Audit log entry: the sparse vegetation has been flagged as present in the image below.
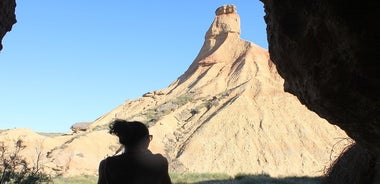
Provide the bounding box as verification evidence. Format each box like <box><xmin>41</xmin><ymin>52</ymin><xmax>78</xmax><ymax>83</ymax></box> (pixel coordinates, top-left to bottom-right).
<box><xmin>139</xmin><ymin>94</ymin><xmax>196</xmax><ymax>124</ymax></box>
<box><xmin>190</xmin><ymin>108</ymin><xmax>200</xmax><ymax>115</ymax></box>
<box><xmin>190</xmin><ymin>97</ymin><xmax>220</xmax><ymax>115</ymax></box>
<box><xmin>143</xmin><ymin>108</ymin><xmax>158</xmax><ymax>122</ymax></box>
<box><xmin>204</xmin><ymin>99</ymin><xmax>219</xmax><ymax>110</ymax></box>
<box><xmin>36</xmin><ymin>132</ymin><xmax>65</xmax><ymax>138</ymax></box>
<box><xmin>172</xmin><ymin>95</ymin><xmax>194</xmax><ymax>106</ymax></box>
<box><xmin>170</xmin><ymin>173</ymin><xmax>231</xmax><ymax>183</ymax></box>
<box><xmin>49</xmin><ymin>173</ymin><xmax>324</xmax><ymax>184</ymax></box>
<box><xmin>51</xmin><ymin>175</ymin><xmax>97</xmax><ymax>184</ymax></box>
<box><xmin>92</xmin><ymin>124</ymin><xmax>109</xmax><ymax>131</ymax></box>
<box><xmin>0</xmin><ymin>140</ymin><xmax>51</xmax><ymax>184</ymax></box>
<box><xmin>232</xmin><ymin>174</ymin><xmax>324</xmax><ymax>184</ymax></box>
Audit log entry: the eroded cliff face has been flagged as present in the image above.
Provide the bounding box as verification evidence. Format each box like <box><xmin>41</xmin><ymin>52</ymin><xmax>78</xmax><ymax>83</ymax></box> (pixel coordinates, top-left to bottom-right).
<box><xmin>260</xmin><ymin>1</ymin><xmax>380</xmax><ymax>155</ymax></box>
<box><xmin>0</xmin><ymin>5</ymin><xmax>349</xmax><ymax>177</ymax></box>
<box><xmin>85</xmin><ymin>5</ymin><xmax>348</xmax><ymax>177</ymax></box>
<box><xmin>0</xmin><ymin>0</ymin><xmax>16</xmax><ymax>51</ymax></box>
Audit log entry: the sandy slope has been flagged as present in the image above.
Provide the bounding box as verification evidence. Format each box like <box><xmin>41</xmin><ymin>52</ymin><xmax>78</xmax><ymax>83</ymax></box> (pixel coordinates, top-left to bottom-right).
<box><xmin>0</xmin><ymin>5</ymin><xmax>350</xmax><ymax>177</ymax></box>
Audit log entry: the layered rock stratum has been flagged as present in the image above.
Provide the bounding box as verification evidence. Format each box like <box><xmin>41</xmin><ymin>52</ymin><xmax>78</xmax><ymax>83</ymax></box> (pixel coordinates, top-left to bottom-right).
<box><xmin>0</xmin><ymin>5</ymin><xmax>350</xmax><ymax>177</ymax></box>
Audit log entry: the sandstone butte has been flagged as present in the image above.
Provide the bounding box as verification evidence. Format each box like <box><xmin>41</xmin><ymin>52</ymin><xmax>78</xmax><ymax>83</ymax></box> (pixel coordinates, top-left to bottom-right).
<box><xmin>0</xmin><ymin>5</ymin><xmax>350</xmax><ymax>178</ymax></box>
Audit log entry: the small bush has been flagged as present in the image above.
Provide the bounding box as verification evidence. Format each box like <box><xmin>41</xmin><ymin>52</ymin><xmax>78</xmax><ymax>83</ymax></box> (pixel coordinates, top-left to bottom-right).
<box><xmin>172</xmin><ymin>95</ymin><xmax>193</xmax><ymax>106</ymax></box>
<box><xmin>233</xmin><ymin>174</ymin><xmax>323</xmax><ymax>184</ymax></box>
<box><xmin>170</xmin><ymin>173</ymin><xmax>231</xmax><ymax>183</ymax></box>
<box><xmin>143</xmin><ymin>109</ymin><xmax>157</xmax><ymax>121</ymax></box>
<box><xmin>51</xmin><ymin>175</ymin><xmax>97</xmax><ymax>184</ymax></box>
<box><xmin>0</xmin><ymin>140</ymin><xmax>51</xmax><ymax>184</ymax></box>
<box><xmin>190</xmin><ymin>109</ymin><xmax>200</xmax><ymax>115</ymax></box>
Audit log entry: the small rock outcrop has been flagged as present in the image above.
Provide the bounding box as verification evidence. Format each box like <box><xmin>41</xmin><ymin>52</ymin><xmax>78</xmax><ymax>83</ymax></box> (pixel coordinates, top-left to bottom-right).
<box><xmin>0</xmin><ymin>0</ymin><xmax>17</xmax><ymax>51</ymax></box>
<box><xmin>215</xmin><ymin>4</ymin><xmax>237</xmax><ymax>15</ymax></box>
<box><xmin>70</xmin><ymin>122</ymin><xmax>92</xmax><ymax>133</ymax></box>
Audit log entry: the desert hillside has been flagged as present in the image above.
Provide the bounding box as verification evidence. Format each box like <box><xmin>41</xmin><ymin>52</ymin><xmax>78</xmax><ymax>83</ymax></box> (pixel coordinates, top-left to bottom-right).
<box><xmin>0</xmin><ymin>5</ymin><xmax>350</xmax><ymax>177</ymax></box>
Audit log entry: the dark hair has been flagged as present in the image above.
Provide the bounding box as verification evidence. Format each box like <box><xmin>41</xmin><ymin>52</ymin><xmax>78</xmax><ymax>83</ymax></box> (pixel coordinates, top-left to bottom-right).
<box><xmin>109</xmin><ymin>119</ymin><xmax>149</xmax><ymax>148</ymax></box>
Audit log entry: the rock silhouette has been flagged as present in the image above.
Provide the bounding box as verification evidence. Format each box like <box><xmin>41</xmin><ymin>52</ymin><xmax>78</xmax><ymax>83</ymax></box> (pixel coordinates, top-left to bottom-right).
<box><xmin>0</xmin><ymin>0</ymin><xmax>17</xmax><ymax>51</ymax></box>
<box><xmin>260</xmin><ymin>1</ymin><xmax>380</xmax><ymax>182</ymax></box>
<box><xmin>260</xmin><ymin>0</ymin><xmax>380</xmax><ymax>155</ymax></box>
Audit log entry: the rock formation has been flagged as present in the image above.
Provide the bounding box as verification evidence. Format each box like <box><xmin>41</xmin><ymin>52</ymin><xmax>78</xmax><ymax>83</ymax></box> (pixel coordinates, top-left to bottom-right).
<box><xmin>0</xmin><ymin>0</ymin><xmax>17</xmax><ymax>51</ymax></box>
<box><xmin>85</xmin><ymin>4</ymin><xmax>348</xmax><ymax>176</ymax></box>
<box><xmin>215</xmin><ymin>4</ymin><xmax>236</xmax><ymax>15</ymax></box>
<box><xmin>70</xmin><ymin>122</ymin><xmax>92</xmax><ymax>133</ymax></box>
<box><xmin>0</xmin><ymin>4</ymin><xmax>350</xmax><ymax>177</ymax></box>
<box><xmin>260</xmin><ymin>0</ymin><xmax>379</xmax><ymax>153</ymax></box>
<box><xmin>260</xmin><ymin>0</ymin><xmax>380</xmax><ymax>182</ymax></box>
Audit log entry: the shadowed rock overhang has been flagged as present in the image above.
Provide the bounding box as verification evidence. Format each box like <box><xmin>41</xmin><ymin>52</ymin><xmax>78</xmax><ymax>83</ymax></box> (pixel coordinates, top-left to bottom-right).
<box><xmin>0</xmin><ymin>0</ymin><xmax>17</xmax><ymax>51</ymax></box>
<box><xmin>260</xmin><ymin>0</ymin><xmax>380</xmax><ymax>154</ymax></box>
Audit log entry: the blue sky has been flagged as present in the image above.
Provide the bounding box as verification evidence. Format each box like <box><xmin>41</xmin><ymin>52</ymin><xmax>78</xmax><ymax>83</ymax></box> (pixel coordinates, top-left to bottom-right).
<box><xmin>0</xmin><ymin>1</ymin><xmax>268</xmax><ymax>133</ymax></box>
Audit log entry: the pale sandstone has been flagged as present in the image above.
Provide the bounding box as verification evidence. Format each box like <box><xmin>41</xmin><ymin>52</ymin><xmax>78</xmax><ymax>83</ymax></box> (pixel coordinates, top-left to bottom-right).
<box><xmin>0</xmin><ymin>5</ymin><xmax>350</xmax><ymax>177</ymax></box>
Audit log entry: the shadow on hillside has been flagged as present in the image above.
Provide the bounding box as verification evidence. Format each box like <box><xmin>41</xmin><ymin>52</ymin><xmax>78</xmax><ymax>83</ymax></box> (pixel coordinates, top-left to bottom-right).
<box><xmin>192</xmin><ymin>174</ymin><xmax>324</xmax><ymax>184</ymax></box>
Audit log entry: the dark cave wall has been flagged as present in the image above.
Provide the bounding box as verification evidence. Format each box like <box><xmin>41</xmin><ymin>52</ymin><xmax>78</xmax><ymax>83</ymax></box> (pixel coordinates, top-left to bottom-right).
<box><xmin>0</xmin><ymin>0</ymin><xmax>16</xmax><ymax>51</ymax></box>
<box><xmin>260</xmin><ymin>0</ymin><xmax>380</xmax><ymax>154</ymax></box>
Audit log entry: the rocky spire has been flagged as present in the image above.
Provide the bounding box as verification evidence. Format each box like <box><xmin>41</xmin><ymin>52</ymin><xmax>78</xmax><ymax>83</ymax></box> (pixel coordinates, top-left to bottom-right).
<box><xmin>183</xmin><ymin>4</ymin><xmax>248</xmax><ymax>77</ymax></box>
<box><xmin>0</xmin><ymin>4</ymin><xmax>349</xmax><ymax>177</ymax></box>
<box><xmin>205</xmin><ymin>4</ymin><xmax>240</xmax><ymax>39</ymax></box>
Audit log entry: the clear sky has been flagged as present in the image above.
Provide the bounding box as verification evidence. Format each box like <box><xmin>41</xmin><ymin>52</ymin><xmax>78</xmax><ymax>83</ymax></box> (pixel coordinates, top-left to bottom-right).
<box><xmin>0</xmin><ymin>1</ymin><xmax>268</xmax><ymax>133</ymax></box>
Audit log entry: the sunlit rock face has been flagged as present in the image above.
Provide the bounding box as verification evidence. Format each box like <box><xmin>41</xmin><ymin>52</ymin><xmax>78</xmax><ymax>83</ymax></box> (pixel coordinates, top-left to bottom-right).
<box><xmin>0</xmin><ymin>4</ymin><xmax>350</xmax><ymax>177</ymax></box>
<box><xmin>86</xmin><ymin>4</ymin><xmax>348</xmax><ymax>177</ymax></box>
<box><xmin>0</xmin><ymin>0</ymin><xmax>16</xmax><ymax>51</ymax></box>
<box><xmin>260</xmin><ymin>0</ymin><xmax>380</xmax><ymax>155</ymax></box>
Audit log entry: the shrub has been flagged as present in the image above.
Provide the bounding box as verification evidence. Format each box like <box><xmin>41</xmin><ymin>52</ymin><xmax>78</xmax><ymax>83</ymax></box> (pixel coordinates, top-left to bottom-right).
<box><xmin>51</xmin><ymin>175</ymin><xmax>97</xmax><ymax>184</ymax></box>
<box><xmin>0</xmin><ymin>140</ymin><xmax>51</xmax><ymax>184</ymax></box>
<box><xmin>172</xmin><ymin>95</ymin><xmax>193</xmax><ymax>106</ymax></box>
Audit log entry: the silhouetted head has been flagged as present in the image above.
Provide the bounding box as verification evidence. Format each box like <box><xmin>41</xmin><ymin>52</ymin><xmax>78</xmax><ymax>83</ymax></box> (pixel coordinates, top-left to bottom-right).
<box><xmin>109</xmin><ymin>119</ymin><xmax>151</xmax><ymax>150</ymax></box>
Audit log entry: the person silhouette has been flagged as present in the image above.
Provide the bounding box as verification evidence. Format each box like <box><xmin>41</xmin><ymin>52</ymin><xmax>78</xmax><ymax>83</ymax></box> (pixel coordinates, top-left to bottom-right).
<box><xmin>98</xmin><ymin>119</ymin><xmax>171</xmax><ymax>184</ymax></box>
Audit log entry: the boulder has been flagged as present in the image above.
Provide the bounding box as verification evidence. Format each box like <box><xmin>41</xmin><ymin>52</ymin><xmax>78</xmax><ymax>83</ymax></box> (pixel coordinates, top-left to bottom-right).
<box><xmin>70</xmin><ymin>122</ymin><xmax>92</xmax><ymax>133</ymax></box>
